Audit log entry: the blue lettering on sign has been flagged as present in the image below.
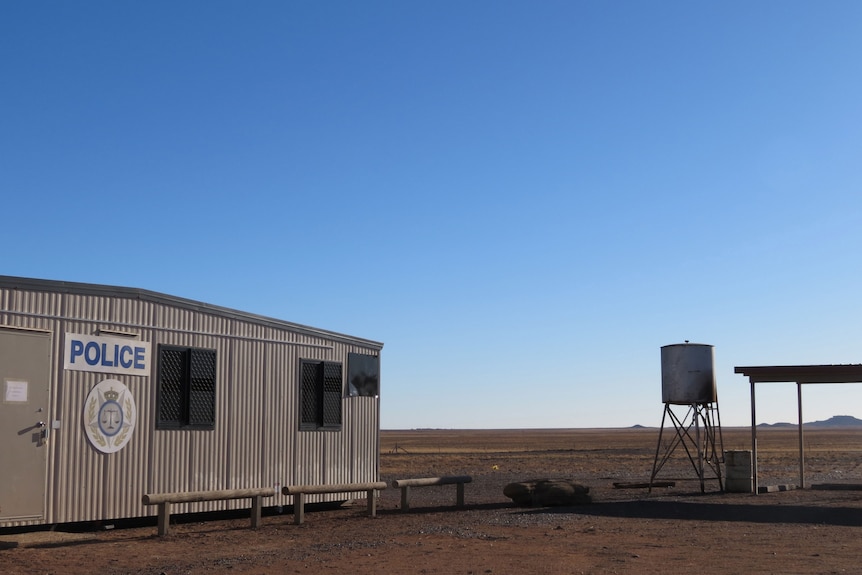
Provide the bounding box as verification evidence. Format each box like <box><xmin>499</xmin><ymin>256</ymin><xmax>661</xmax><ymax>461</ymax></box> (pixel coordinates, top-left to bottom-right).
<box><xmin>85</xmin><ymin>341</ymin><xmax>100</xmax><ymax>365</ymax></box>
<box><xmin>134</xmin><ymin>347</ymin><xmax>145</xmax><ymax>369</ymax></box>
<box><xmin>70</xmin><ymin>340</ymin><xmax>85</xmax><ymax>364</ymax></box>
<box><xmin>66</xmin><ymin>335</ymin><xmax>150</xmax><ymax>375</ymax></box>
<box><xmin>120</xmin><ymin>345</ymin><xmax>133</xmax><ymax>368</ymax></box>
<box><xmin>81</xmin><ymin>342</ymin><xmax>148</xmax><ymax>368</ymax></box>
<box><xmin>100</xmin><ymin>343</ymin><xmax>114</xmax><ymax>367</ymax></box>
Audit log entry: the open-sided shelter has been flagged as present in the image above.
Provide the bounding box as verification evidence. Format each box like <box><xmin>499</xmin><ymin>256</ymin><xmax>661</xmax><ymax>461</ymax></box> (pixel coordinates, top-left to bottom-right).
<box><xmin>735</xmin><ymin>364</ymin><xmax>862</xmax><ymax>493</ymax></box>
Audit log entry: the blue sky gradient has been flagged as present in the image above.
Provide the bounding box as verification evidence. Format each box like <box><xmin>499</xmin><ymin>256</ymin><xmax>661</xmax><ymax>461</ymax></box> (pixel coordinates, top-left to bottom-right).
<box><xmin>3</xmin><ymin>2</ymin><xmax>862</xmax><ymax>428</ymax></box>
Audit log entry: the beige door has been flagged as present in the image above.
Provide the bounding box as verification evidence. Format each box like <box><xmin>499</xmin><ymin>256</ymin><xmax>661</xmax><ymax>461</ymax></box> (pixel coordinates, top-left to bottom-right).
<box><xmin>0</xmin><ymin>329</ymin><xmax>51</xmax><ymax>522</ymax></box>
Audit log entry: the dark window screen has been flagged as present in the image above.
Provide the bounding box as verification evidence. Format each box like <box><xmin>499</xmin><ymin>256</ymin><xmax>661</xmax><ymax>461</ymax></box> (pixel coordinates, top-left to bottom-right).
<box><xmin>300</xmin><ymin>360</ymin><xmax>342</xmax><ymax>430</ymax></box>
<box><xmin>301</xmin><ymin>361</ymin><xmax>320</xmax><ymax>428</ymax></box>
<box><xmin>157</xmin><ymin>345</ymin><xmax>216</xmax><ymax>430</ymax></box>
<box><xmin>189</xmin><ymin>349</ymin><xmax>216</xmax><ymax>427</ymax></box>
<box><xmin>158</xmin><ymin>348</ymin><xmax>185</xmax><ymax>426</ymax></box>
<box><xmin>323</xmin><ymin>363</ymin><xmax>343</xmax><ymax>426</ymax></box>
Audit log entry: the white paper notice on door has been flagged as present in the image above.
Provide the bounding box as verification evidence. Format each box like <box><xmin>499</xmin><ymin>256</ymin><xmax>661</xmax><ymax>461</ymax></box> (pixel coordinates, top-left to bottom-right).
<box><xmin>4</xmin><ymin>380</ymin><xmax>29</xmax><ymax>403</ymax></box>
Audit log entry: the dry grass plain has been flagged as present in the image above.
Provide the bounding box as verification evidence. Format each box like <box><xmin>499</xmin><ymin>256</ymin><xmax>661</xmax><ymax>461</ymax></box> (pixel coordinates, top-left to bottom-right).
<box><xmin>3</xmin><ymin>426</ymin><xmax>862</xmax><ymax>574</ymax></box>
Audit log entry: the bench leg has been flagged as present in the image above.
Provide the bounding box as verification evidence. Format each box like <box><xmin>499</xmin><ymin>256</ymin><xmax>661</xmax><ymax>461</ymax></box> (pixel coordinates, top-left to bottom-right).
<box><xmin>251</xmin><ymin>495</ymin><xmax>263</xmax><ymax>528</ymax></box>
<box><xmin>367</xmin><ymin>489</ymin><xmax>377</xmax><ymax>517</ymax></box>
<box><xmin>400</xmin><ymin>486</ymin><xmax>411</xmax><ymax>511</ymax></box>
<box><xmin>157</xmin><ymin>502</ymin><xmax>171</xmax><ymax>536</ymax></box>
<box><xmin>294</xmin><ymin>492</ymin><xmax>305</xmax><ymax>525</ymax></box>
<box><xmin>457</xmin><ymin>483</ymin><xmax>465</xmax><ymax>507</ymax></box>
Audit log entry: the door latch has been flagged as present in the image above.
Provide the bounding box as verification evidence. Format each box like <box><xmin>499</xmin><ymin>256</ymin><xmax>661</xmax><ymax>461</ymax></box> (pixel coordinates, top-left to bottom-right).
<box><xmin>37</xmin><ymin>421</ymin><xmax>49</xmax><ymax>445</ymax></box>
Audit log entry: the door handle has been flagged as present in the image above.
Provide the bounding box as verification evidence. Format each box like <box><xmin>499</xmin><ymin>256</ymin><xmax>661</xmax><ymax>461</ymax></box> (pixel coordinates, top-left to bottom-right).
<box><xmin>37</xmin><ymin>421</ymin><xmax>49</xmax><ymax>444</ymax></box>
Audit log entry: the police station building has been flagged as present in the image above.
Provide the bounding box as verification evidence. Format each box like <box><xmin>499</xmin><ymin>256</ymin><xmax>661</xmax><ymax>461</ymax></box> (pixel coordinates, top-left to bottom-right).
<box><xmin>0</xmin><ymin>275</ymin><xmax>382</xmax><ymax>527</ymax></box>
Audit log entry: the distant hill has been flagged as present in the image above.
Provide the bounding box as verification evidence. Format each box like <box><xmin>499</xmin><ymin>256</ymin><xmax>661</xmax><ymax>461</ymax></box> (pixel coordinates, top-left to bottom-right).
<box><xmin>808</xmin><ymin>415</ymin><xmax>862</xmax><ymax>428</ymax></box>
<box><xmin>758</xmin><ymin>415</ymin><xmax>862</xmax><ymax>428</ymax></box>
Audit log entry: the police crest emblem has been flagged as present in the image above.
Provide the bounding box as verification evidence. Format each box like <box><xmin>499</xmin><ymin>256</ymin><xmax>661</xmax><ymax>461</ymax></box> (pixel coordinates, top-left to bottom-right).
<box><xmin>84</xmin><ymin>379</ymin><xmax>137</xmax><ymax>453</ymax></box>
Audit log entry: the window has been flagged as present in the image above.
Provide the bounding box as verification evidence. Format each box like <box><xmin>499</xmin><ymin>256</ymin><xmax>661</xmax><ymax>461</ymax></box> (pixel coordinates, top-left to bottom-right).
<box><xmin>347</xmin><ymin>353</ymin><xmax>380</xmax><ymax>397</ymax></box>
<box><xmin>157</xmin><ymin>345</ymin><xmax>217</xmax><ymax>430</ymax></box>
<box><xmin>300</xmin><ymin>360</ymin><xmax>342</xmax><ymax>430</ymax></box>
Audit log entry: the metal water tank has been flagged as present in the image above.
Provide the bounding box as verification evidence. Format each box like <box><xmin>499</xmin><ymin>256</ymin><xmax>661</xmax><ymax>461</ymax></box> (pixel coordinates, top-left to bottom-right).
<box><xmin>660</xmin><ymin>343</ymin><xmax>716</xmax><ymax>404</ymax></box>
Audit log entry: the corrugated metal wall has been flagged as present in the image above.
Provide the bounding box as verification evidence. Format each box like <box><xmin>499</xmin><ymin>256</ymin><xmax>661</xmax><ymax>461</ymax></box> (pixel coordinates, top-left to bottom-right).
<box><xmin>0</xmin><ymin>280</ymin><xmax>382</xmax><ymax>525</ymax></box>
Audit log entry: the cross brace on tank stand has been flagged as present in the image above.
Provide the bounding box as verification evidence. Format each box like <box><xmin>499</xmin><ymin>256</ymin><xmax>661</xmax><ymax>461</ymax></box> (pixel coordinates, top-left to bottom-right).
<box><xmin>649</xmin><ymin>401</ymin><xmax>724</xmax><ymax>492</ymax></box>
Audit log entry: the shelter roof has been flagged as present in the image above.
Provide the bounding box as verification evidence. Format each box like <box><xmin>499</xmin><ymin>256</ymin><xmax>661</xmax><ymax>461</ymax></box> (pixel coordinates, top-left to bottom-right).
<box><xmin>734</xmin><ymin>364</ymin><xmax>862</xmax><ymax>384</ymax></box>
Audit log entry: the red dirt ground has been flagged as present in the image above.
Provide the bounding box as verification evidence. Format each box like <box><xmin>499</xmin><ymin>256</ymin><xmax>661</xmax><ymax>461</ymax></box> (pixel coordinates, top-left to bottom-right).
<box><xmin>3</xmin><ymin>427</ymin><xmax>862</xmax><ymax>574</ymax></box>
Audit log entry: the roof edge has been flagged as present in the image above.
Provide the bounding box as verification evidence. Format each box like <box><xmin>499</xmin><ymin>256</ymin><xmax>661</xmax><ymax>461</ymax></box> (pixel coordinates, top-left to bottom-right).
<box><xmin>0</xmin><ymin>275</ymin><xmax>383</xmax><ymax>350</ymax></box>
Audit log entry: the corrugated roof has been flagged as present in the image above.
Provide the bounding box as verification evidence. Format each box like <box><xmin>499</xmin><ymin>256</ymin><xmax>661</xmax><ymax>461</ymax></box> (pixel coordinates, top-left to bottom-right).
<box><xmin>0</xmin><ymin>275</ymin><xmax>383</xmax><ymax>350</ymax></box>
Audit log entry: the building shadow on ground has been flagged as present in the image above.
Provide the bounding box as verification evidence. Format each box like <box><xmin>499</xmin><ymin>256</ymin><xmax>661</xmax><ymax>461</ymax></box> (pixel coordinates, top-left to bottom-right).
<box><xmin>530</xmin><ymin>498</ymin><xmax>862</xmax><ymax>527</ymax></box>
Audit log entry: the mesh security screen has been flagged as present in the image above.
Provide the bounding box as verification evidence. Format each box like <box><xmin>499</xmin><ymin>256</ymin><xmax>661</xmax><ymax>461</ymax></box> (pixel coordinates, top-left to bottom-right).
<box><xmin>300</xmin><ymin>360</ymin><xmax>343</xmax><ymax>430</ymax></box>
<box><xmin>301</xmin><ymin>362</ymin><xmax>319</xmax><ymax>428</ymax></box>
<box><xmin>157</xmin><ymin>345</ymin><xmax>217</xmax><ymax>430</ymax></box>
<box><xmin>159</xmin><ymin>348</ymin><xmax>185</xmax><ymax>426</ymax></box>
<box><xmin>189</xmin><ymin>349</ymin><xmax>216</xmax><ymax>428</ymax></box>
<box><xmin>322</xmin><ymin>362</ymin><xmax>343</xmax><ymax>427</ymax></box>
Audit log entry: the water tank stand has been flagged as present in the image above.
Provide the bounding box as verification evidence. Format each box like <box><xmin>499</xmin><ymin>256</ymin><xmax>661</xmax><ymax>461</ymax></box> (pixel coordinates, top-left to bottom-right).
<box><xmin>649</xmin><ymin>401</ymin><xmax>724</xmax><ymax>493</ymax></box>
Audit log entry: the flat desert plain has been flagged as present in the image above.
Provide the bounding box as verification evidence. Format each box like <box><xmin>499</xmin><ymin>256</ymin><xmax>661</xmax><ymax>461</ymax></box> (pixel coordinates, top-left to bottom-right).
<box><xmin>3</xmin><ymin>426</ymin><xmax>862</xmax><ymax>575</ymax></box>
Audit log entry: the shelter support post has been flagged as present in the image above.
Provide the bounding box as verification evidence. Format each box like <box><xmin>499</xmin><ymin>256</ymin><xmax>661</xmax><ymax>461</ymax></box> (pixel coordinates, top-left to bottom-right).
<box><xmin>798</xmin><ymin>382</ymin><xmax>805</xmax><ymax>489</ymax></box>
<box><xmin>750</xmin><ymin>381</ymin><xmax>758</xmax><ymax>494</ymax></box>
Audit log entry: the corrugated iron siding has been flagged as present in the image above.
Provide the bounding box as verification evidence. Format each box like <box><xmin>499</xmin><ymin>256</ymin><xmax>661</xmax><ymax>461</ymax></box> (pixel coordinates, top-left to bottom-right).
<box><xmin>0</xmin><ymin>282</ymin><xmax>382</xmax><ymax>525</ymax></box>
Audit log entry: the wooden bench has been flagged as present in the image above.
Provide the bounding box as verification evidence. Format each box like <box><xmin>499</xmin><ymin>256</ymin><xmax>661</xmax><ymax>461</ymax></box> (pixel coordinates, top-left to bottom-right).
<box><xmin>391</xmin><ymin>476</ymin><xmax>472</xmax><ymax>511</ymax></box>
<box><xmin>281</xmin><ymin>481</ymin><xmax>388</xmax><ymax>525</ymax></box>
<box><xmin>141</xmin><ymin>488</ymin><xmax>277</xmax><ymax>536</ymax></box>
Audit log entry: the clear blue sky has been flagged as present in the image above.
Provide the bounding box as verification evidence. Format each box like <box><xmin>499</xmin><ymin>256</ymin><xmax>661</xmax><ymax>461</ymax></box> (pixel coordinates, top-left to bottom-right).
<box><xmin>3</xmin><ymin>2</ymin><xmax>861</xmax><ymax>429</ymax></box>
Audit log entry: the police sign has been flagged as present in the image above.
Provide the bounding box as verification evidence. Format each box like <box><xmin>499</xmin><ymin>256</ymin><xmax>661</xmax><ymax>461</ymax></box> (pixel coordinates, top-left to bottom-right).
<box><xmin>64</xmin><ymin>333</ymin><xmax>151</xmax><ymax>377</ymax></box>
